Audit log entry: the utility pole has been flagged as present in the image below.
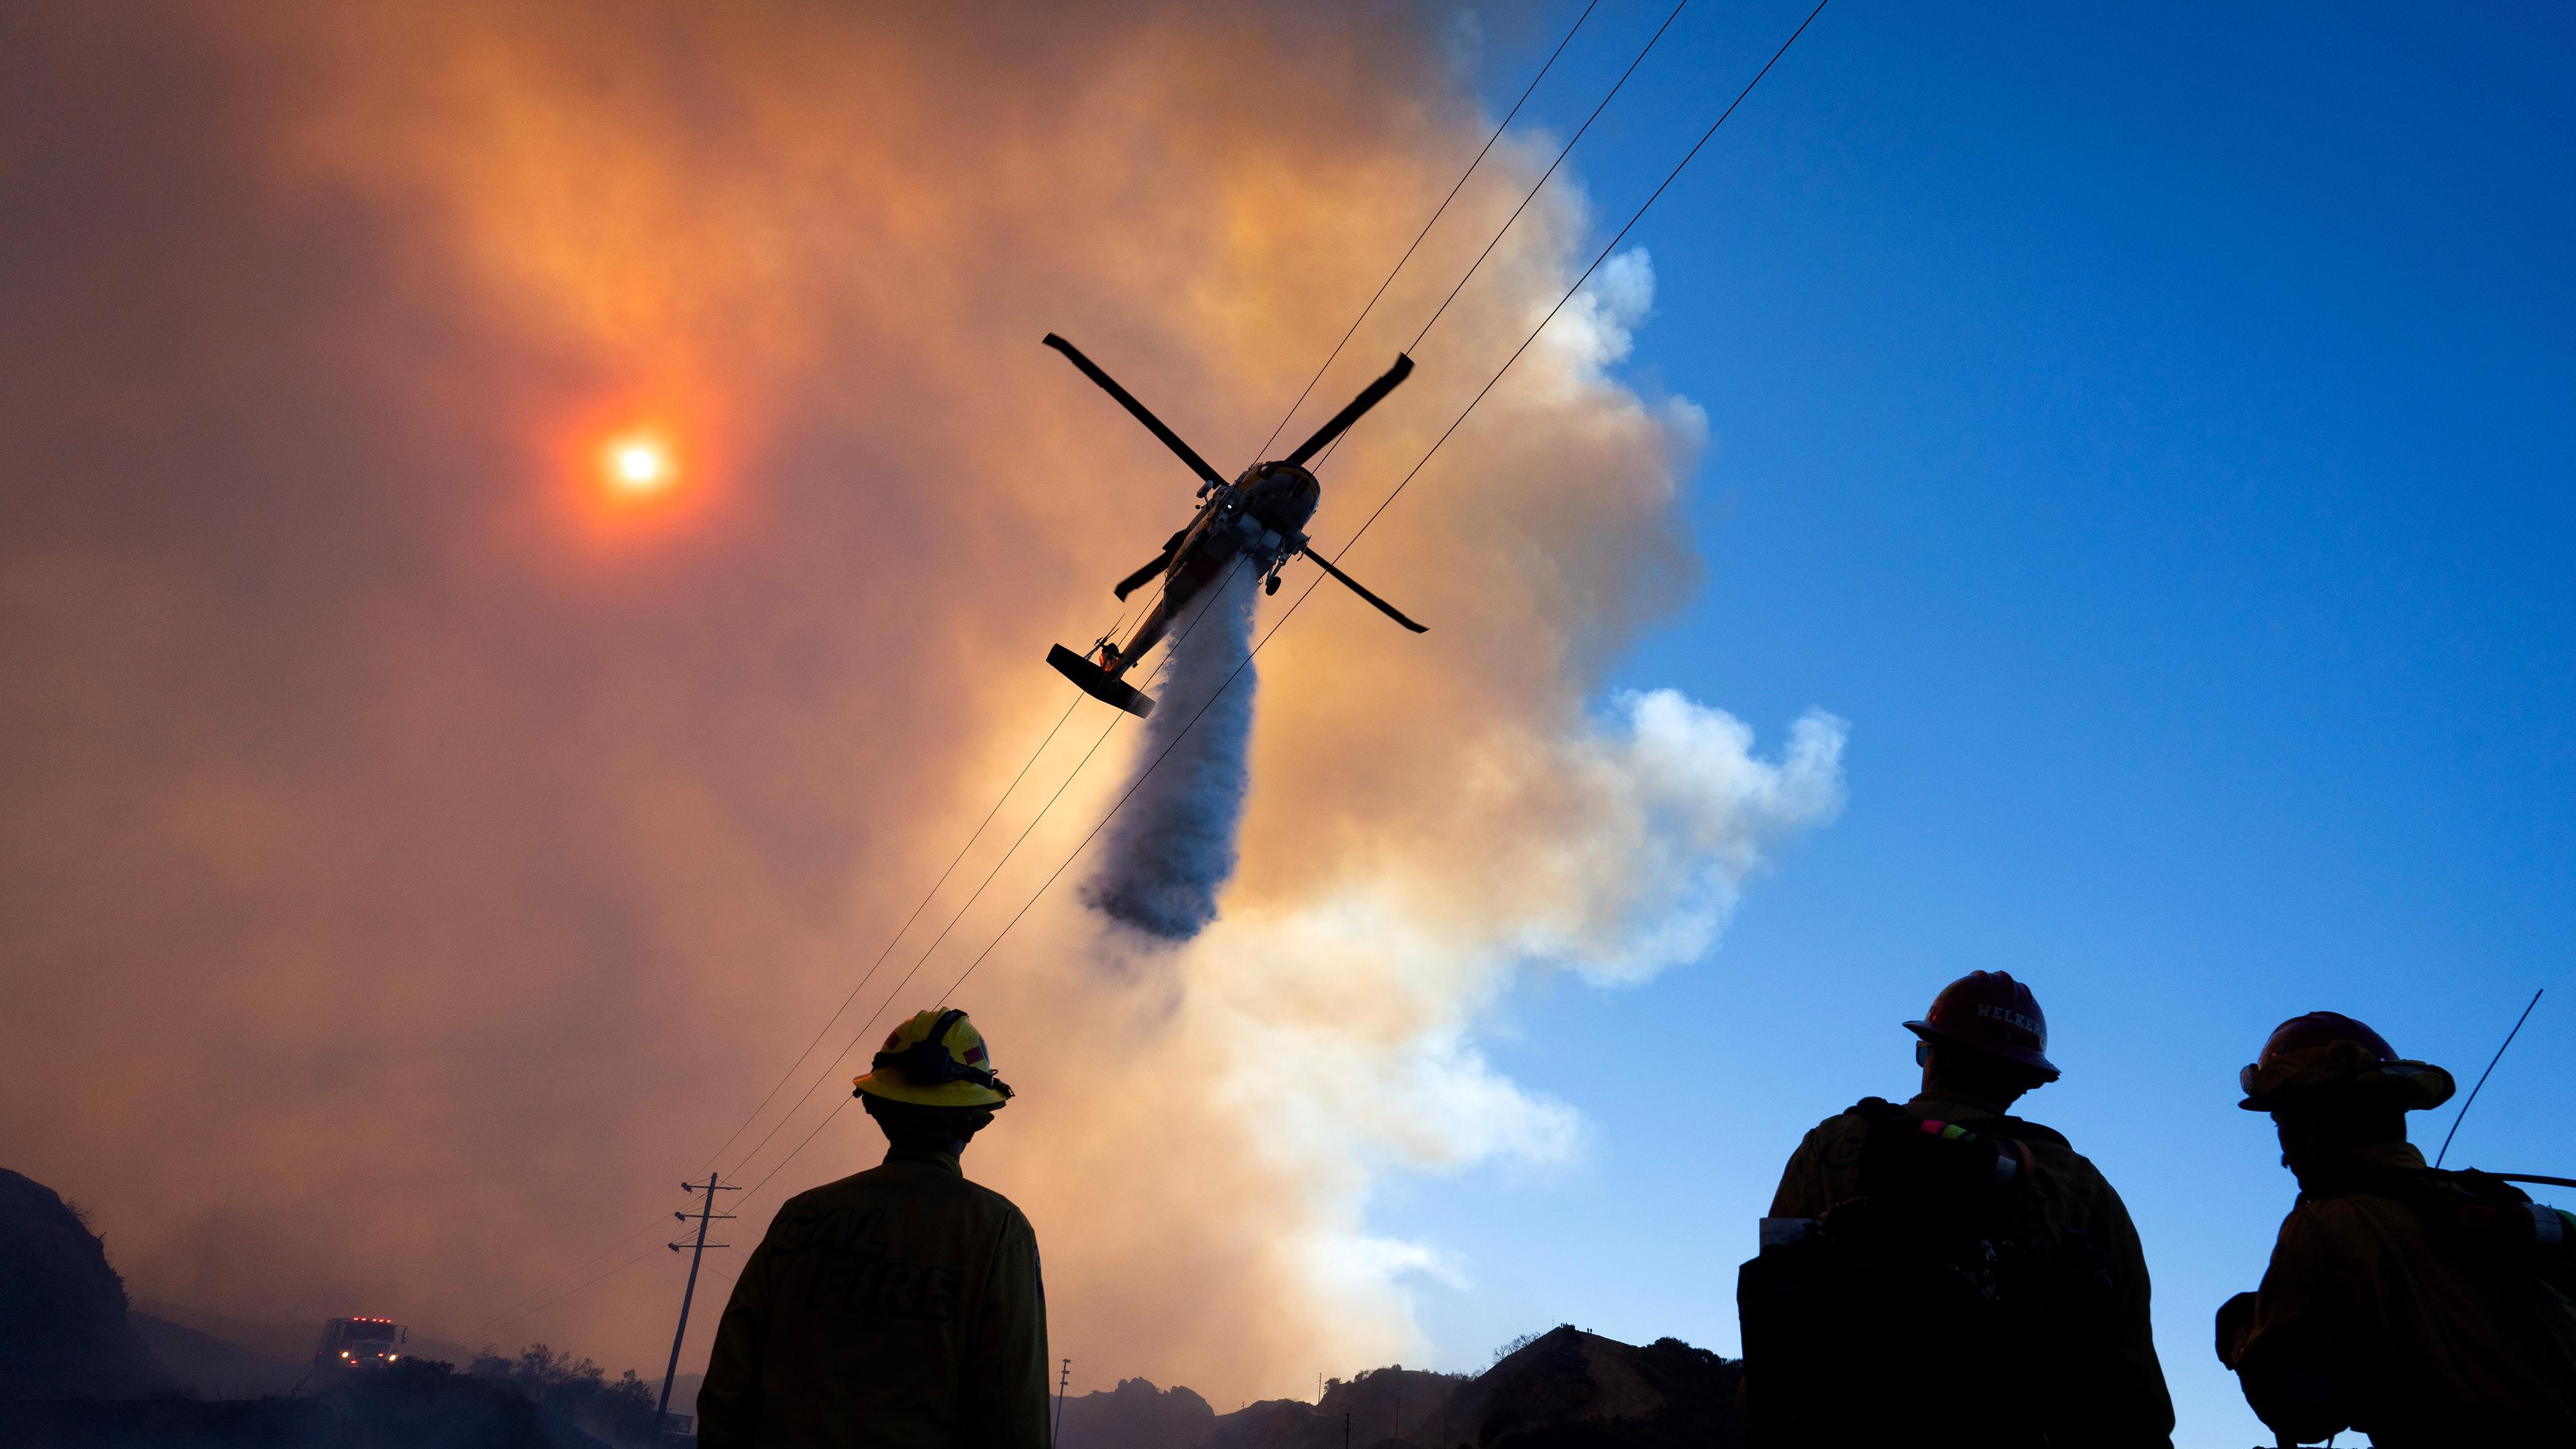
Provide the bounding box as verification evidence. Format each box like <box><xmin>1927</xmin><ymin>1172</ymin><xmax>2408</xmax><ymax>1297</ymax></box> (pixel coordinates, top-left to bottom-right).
<box><xmin>655</xmin><ymin>1174</ymin><xmax>738</xmax><ymax>1439</ymax></box>
<box><xmin>1053</xmin><ymin>1358</ymin><xmax>1071</xmax><ymax>1446</ymax></box>
<box><xmin>1343</xmin><ymin>1409</ymin><xmax>1351</xmax><ymax>1449</ymax></box>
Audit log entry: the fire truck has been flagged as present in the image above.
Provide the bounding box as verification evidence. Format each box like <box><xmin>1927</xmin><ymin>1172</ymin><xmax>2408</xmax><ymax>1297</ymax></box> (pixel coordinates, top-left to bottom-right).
<box><xmin>311</xmin><ymin>1316</ymin><xmax>409</xmax><ymax>1375</ymax></box>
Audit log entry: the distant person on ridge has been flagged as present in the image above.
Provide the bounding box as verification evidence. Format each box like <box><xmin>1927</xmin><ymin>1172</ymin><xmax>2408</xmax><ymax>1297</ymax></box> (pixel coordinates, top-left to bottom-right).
<box><xmin>1737</xmin><ymin>971</ymin><xmax>2172</xmax><ymax>1448</ymax></box>
<box><xmin>700</xmin><ymin>1008</ymin><xmax>1048</xmax><ymax>1449</ymax></box>
<box><xmin>2216</xmin><ymin>1011</ymin><xmax>2576</xmax><ymax>1444</ymax></box>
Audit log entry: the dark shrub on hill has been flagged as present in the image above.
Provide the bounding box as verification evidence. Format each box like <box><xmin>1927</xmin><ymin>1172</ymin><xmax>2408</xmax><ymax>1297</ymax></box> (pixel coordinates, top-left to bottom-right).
<box><xmin>0</xmin><ymin>1360</ymin><xmax>571</xmax><ymax>1449</ymax></box>
<box><xmin>471</xmin><ymin>1344</ymin><xmax>655</xmax><ymax>1445</ymax></box>
<box><xmin>336</xmin><ymin>1358</ymin><xmax>564</xmax><ymax>1449</ymax></box>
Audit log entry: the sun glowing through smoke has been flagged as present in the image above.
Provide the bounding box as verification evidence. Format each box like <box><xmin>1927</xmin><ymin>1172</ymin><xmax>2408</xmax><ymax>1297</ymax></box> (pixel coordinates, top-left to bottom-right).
<box><xmin>602</xmin><ymin>435</ymin><xmax>672</xmax><ymax>496</ymax></box>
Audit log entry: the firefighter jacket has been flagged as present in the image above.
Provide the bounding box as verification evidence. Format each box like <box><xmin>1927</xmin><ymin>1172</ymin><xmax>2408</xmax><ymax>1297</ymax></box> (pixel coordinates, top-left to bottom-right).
<box><xmin>699</xmin><ymin>1145</ymin><xmax>1050</xmax><ymax>1449</ymax></box>
<box><xmin>1766</xmin><ymin>1092</ymin><xmax>2174</xmax><ymax>1446</ymax></box>
<box><xmin>2218</xmin><ymin>1141</ymin><xmax>2576</xmax><ymax>1445</ymax></box>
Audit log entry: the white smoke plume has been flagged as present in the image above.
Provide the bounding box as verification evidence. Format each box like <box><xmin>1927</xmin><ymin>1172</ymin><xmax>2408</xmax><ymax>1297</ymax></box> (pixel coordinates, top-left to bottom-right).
<box><xmin>1081</xmin><ymin>562</ymin><xmax>1262</xmax><ymax>943</ymax></box>
<box><xmin>1067</xmin><ymin>688</ymin><xmax>1849</xmax><ymax>1352</ymax></box>
<box><xmin>0</xmin><ymin>0</ymin><xmax>1850</xmax><ymax>1408</ymax></box>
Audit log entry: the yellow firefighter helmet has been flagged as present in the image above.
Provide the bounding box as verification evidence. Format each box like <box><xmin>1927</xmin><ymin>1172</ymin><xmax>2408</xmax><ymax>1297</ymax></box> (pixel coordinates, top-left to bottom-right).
<box><xmin>853</xmin><ymin>1008</ymin><xmax>1014</xmax><ymax>1108</ymax></box>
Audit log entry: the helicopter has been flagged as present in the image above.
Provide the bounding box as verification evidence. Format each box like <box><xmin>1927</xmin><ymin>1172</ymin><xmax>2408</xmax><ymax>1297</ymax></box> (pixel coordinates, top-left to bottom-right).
<box><xmin>1040</xmin><ymin>333</ymin><xmax>1427</xmax><ymax>718</ymax></box>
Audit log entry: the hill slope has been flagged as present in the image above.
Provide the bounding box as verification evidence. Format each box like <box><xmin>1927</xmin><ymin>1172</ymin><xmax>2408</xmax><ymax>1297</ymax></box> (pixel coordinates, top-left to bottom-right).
<box><xmin>0</xmin><ymin>1169</ymin><xmax>162</xmax><ymax>1400</ymax></box>
<box><xmin>127</xmin><ymin>1314</ymin><xmax>301</xmax><ymax>1399</ymax></box>
<box><xmin>1058</xmin><ymin>1328</ymin><xmax>1744</xmax><ymax>1449</ymax></box>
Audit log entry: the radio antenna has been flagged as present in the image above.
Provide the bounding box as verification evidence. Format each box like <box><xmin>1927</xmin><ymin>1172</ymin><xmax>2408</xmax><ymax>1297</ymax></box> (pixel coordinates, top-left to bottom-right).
<box><xmin>2434</xmin><ymin>987</ymin><xmax>2544</xmax><ymax>1169</ymax></box>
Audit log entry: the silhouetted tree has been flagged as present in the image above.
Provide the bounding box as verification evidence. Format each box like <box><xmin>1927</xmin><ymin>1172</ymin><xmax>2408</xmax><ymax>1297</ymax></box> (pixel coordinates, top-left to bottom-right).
<box><xmin>472</xmin><ymin>1342</ymin><xmax>657</xmax><ymax>1444</ymax></box>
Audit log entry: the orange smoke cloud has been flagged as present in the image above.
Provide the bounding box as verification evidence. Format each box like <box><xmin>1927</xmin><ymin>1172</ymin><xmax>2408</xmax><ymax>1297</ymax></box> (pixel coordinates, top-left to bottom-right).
<box><xmin>0</xmin><ymin>0</ymin><xmax>1841</xmax><ymax>1403</ymax></box>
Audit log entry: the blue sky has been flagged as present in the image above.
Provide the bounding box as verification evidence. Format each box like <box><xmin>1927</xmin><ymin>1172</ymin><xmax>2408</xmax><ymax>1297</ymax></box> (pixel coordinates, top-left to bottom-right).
<box><xmin>1371</xmin><ymin>4</ymin><xmax>2574</xmax><ymax>1444</ymax></box>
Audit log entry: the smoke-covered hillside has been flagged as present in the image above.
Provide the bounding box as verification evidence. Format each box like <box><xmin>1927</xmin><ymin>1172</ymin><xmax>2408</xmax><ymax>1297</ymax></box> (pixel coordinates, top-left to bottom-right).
<box><xmin>0</xmin><ymin>1167</ymin><xmax>660</xmax><ymax>1449</ymax></box>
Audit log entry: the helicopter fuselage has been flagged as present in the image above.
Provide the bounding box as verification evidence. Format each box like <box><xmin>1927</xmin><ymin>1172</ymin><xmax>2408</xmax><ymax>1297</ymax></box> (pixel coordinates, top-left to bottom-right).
<box><xmin>1094</xmin><ymin>460</ymin><xmax>1320</xmax><ymax>678</ymax></box>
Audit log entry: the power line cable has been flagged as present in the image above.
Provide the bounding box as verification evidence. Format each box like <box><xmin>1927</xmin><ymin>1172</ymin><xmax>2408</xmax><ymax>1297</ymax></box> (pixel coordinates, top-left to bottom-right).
<box><xmin>733</xmin><ymin>0</ymin><xmax>1834</xmax><ymax>1201</ymax></box>
<box><xmin>472</xmin><ymin>1240</ymin><xmax>669</xmax><ymax>1346</ymax></box>
<box><xmin>690</xmin><ymin>592</ymin><xmax>1140</xmax><ymax>1173</ymax></box>
<box><xmin>717</xmin><ymin>705</ymin><xmax>1126</xmax><ymax>1182</ymax></box>
<box><xmin>692</xmin><ymin>691</ymin><xmax>1088</xmax><ymax>1173</ymax></box>
<box><xmin>719</xmin><ymin>559</ymin><xmax>1253</xmax><ymax>1187</ymax></box>
<box><xmin>1250</xmin><ymin>0</ymin><xmax>1605</xmax><ymax>466</ymax></box>
<box><xmin>460</xmin><ymin>0</ymin><xmax>1564</xmax><ymax>1326</ymax></box>
<box><xmin>480</xmin><ymin>1174</ymin><xmax>743</xmax><ymax>1346</ymax></box>
<box><xmin>664</xmin><ymin>0</ymin><xmax>1653</xmax><ymax>1226</ymax></box>
<box><xmin>729</xmin><ymin>1093</ymin><xmax>855</xmax><ymax>1210</ymax></box>
<box><xmin>1406</xmin><ymin>0</ymin><xmax>1686</xmax><ymax>356</ymax></box>
<box><xmin>469</xmin><ymin>597</ymin><xmax>1122</xmax><ymax>1338</ymax></box>
<box><xmin>720</xmin><ymin>559</ymin><xmax>1260</xmax><ymax>1199</ymax></box>
<box><xmin>696</xmin><ymin>609</ymin><xmax>1159</xmax><ymax>1182</ymax></box>
<box><xmin>935</xmin><ymin>0</ymin><xmax>1834</xmax><ymax>1005</ymax></box>
<box><xmin>1341</xmin><ymin>0</ymin><xmax>1832</xmax><ymax>554</ymax></box>
<box><xmin>472</xmin><ymin>611</ymin><xmax>1119</xmax><ymax>1326</ymax></box>
<box><xmin>927</xmin><ymin>3</ymin><xmax>1730</xmax><ymax>996</ymax></box>
<box><xmin>464</xmin><ymin>1203</ymin><xmax>690</xmax><ymax>1346</ymax></box>
<box><xmin>1303</xmin><ymin>0</ymin><xmax>1685</xmax><ymax>482</ymax></box>
<box><xmin>496</xmin><ymin>0</ymin><xmax>1831</xmax><ymax>1295</ymax></box>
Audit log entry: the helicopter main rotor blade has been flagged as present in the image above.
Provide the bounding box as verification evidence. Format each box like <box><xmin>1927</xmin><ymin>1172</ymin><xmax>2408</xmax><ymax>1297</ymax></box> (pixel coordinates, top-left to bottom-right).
<box><xmin>1300</xmin><ymin>547</ymin><xmax>1428</xmax><ymax>633</ymax></box>
<box><xmin>1284</xmin><ymin>354</ymin><xmax>1415</xmax><ymax>468</ymax></box>
<box><xmin>1112</xmin><ymin>546</ymin><xmax>1177</xmax><ymax>601</ymax></box>
<box><xmin>1042</xmin><ymin>334</ymin><xmax>1228</xmax><ymax>490</ymax></box>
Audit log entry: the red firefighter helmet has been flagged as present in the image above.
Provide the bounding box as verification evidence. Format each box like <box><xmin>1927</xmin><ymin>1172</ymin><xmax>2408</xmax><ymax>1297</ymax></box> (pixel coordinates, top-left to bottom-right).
<box><xmin>2251</xmin><ymin>1012</ymin><xmax>2395</xmax><ymax>1069</ymax></box>
<box><xmin>1904</xmin><ymin>970</ymin><xmax>2060</xmax><ymax>1079</ymax></box>
<box><xmin>2237</xmin><ymin>1010</ymin><xmax>2453</xmax><ymax>1111</ymax></box>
